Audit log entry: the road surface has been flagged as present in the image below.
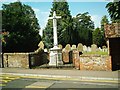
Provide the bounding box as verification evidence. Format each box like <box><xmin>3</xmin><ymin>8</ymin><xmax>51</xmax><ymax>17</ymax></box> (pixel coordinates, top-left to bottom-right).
<box><xmin>0</xmin><ymin>74</ymin><xmax>119</xmax><ymax>90</ymax></box>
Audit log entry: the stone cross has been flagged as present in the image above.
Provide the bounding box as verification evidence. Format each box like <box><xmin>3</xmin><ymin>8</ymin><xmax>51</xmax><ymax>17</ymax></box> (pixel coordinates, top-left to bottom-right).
<box><xmin>49</xmin><ymin>11</ymin><xmax>61</xmax><ymax>47</ymax></box>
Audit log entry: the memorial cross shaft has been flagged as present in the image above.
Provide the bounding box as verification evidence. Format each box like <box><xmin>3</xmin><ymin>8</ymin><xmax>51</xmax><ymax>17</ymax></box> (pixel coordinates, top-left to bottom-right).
<box><xmin>49</xmin><ymin>11</ymin><xmax>61</xmax><ymax>47</ymax></box>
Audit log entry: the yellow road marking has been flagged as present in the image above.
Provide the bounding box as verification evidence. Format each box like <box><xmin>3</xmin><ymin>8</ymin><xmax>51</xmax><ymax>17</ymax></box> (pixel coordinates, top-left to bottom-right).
<box><xmin>5</xmin><ymin>77</ymin><xmax>19</xmax><ymax>79</ymax></box>
<box><xmin>25</xmin><ymin>85</ymin><xmax>47</xmax><ymax>88</ymax></box>
<box><xmin>0</xmin><ymin>75</ymin><xmax>20</xmax><ymax>79</ymax></box>
<box><xmin>80</xmin><ymin>79</ymin><xmax>118</xmax><ymax>83</ymax></box>
<box><xmin>1</xmin><ymin>74</ymin><xmax>118</xmax><ymax>84</ymax></box>
<box><xmin>0</xmin><ymin>80</ymin><xmax>11</xmax><ymax>83</ymax></box>
<box><xmin>1</xmin><ymin>78</ymin><xmax>19</xmax><ymax>81</ymax></box>
<box><xmin>0</xmin><ymin>83</ymin><xmax>6</xmax><ymax>86</ymax></box>
<box><xmin>2</xmin><ymin>76</ymin><xmax>20</xmax><ymax>78</ymax></box>
<box><xmin>1</xmin><ymin>75</ymin><xmax>20</xmax><ymax>78</ymax></box>
<box><xmin>20</xmin><ymin>76</ymin><xmax>118</xmax><ymax>83</ymax></box>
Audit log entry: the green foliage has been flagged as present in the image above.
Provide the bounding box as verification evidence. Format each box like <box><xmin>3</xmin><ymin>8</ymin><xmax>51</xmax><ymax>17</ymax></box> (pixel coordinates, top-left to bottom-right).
<box><xmin>43</xmin><ymin>0</ymin><xmax>73</xmax><ymax>48</ymax></box>
<box><xmin>43</xmin><ymin>0</ymin><xmax>94</xmax><ymax>48</ymax></box>
<box><xmin>100</xmin><ymin>15</ymin><xmax>109</xmax><ymax>46</ymax></box>
<box><xmin>73</xmin><ymin>12</ymin><xmax>94</xmax><ymax>46</ymax></box>
<box><xmin>93</xmin><ymin>15</ymin><xmax>109</xmax><ymax>47</ymax></box>
<box><xmin>106</xmin><ymin>1</ymin><xmax>120</xmax><ymax>22</ymax></box>
<box><xmin>101</xmin><ymin>15</ymin><xmax>109</xmax><ymax>26</ymax></box>
<box><xmin>92</xmin><ymin>28</ymin><xmax>105</xmax><ymax>47</ymax></box>
<box><xmin>2</xmin><ymin>2</ymin><xmax>41</xmax><ymax>52</ymax></box>
<box><xmin>0</xmin><ymin>10</ymin><xmax>1</xmax><ymax>29</ymax></box>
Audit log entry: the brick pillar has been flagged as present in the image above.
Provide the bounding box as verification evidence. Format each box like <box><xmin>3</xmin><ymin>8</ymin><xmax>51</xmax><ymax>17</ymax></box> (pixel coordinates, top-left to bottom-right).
<box><xmin>72</xmin><ymin>50</ymin><xmax>80</xmax><ymax>69</ymax></box>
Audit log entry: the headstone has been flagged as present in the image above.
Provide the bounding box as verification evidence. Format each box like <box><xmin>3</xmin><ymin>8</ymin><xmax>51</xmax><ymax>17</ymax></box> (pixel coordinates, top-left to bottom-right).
<box><xmin>98</xmin><ymin>47</ymin><xmax>102</xmax><ymax>52</ymax></box>
<box><xmin>38</xmin><ymin>41</ymin><xmax>44</xmax><ymax>49</ymax></box>
<box><xmin>102</xmin><ymin>46</ymin><xmax>107</xmax><ymax>52</ymax></box>
<box><xmin>35</xmin><ymin>41</ymin><xmax>44</xmax><ymax>53</ymax></box>
<box><xmin>77</xmin><ymin>43</ymin><xmax>83</xmax><ymax>52</ymax></box>
<box><xmin>105</xmin><ymin>48</ymin><xmax>108</xmax><ymax>52</ymax></box>
<box><xmin>62</xmin><ymin>44</ymin><xmax>71</xmax><ymax>63</ymax></box>
<box><xmin>83</xmin><ymin>45</ymin><xmax>87</xmax><ymax>52</ymax></box>
<box><xmin>58</xmin><ymin>44</ymin><xmax>63</xmax><ymax>49</ymax></box>
<box><xmin>44</xmin><ymin>48</ymin><xmax>48</xmax><ymax>52</ymax></box>
<box><xmin>65</xmin><ymin>44</ymin><xmax>71</xmax><ymax>51</ymax></box>
<box><xmin>91</xmin><ymin>44</ymin><xmax>97</xmax><ymax>52</ymax></box>
<box><xmin>62</xmin><ymin>48</ymin><xmax>65</xmax><ymax>52</ymax></box>
<box><xmin>87</xmin><ymin>46</ymin><xmax>91</xmax><ymax>52</ymax></box>
<box><xmin>71</xmin><ymin>45</ymin><xmax>76</xmax><ymax>50</ymax></box>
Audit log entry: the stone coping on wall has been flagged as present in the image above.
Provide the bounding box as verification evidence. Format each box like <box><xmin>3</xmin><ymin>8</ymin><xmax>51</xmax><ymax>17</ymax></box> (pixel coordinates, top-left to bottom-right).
<box><xmin>3</xmin><ymin>52</ymin><xmax>41</xmax><ymax>55</ymax></box>
<box><xmin>3</xmin><ymin>53</ymin><xmax>30</xmax><ymax>55</ymax></box>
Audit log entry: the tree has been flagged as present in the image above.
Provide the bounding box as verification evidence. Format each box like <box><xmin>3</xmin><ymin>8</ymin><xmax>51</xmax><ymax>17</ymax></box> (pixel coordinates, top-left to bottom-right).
<box><xmin>2</xmin><ymin>1</ymin><xmax>41</xmax><ymax>52</ymax></box>
<box><xmin>43</xmin><ymin>0</ymin><xmax>73</xmax><ymax>48</ymax></box>
<box><xmin>92</xmin><ymin>28</ymin><xmax>103</xmax><ymax>47</ymax></box>
<box><xmin>73</xmin><ymin>12</ymin><xmax>94</xmax><ymax>46</ymax></box>
<box><xmin>106</xmin><ymin>1</ymin><xmax>120</xmax><ymax>22</ymax></box>
<box><xmin>100</xmin><ymin>15</ymin><xmax>109</xmax><ymax>46</ymax></box>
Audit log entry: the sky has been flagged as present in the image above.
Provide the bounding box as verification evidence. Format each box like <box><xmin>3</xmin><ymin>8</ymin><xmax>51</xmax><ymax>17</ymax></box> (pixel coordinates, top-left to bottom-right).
<box><xmin>0</xmin><ymin>0</ymin><xmax>112</xmax><ymax>36</ymax></box>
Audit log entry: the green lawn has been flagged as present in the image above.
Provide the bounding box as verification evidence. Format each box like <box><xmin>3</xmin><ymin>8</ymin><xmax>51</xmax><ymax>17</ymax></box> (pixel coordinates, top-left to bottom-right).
<box><xmin>82</xmin><ymin>51</ymin><xmax>108</xmax><ymax>55</ymax></box>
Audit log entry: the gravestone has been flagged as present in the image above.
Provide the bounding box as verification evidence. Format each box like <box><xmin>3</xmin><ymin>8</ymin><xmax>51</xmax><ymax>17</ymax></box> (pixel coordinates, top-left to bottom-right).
<box><xmin>49</xmin><ymin>11</ymin><xmax>63</xmax><ymax>67</ymax></box>
<box><xmin>91</xmin><ymin>44</ymin><xmax>97</xmax><ymax>52</ymax></box>
<box><xmin>98</xmin><ymin>47</ymin><xmax>102</xmax><ymax>52</ymax></box>
<box><xmin>65</xmin><ymin>44</ymin><xmax>71</xmax><ymax>51</ymax></box>
<box><xmin>77</xmin><ymin>43</ymin><xmax>83</xmax><ymax>52</ymax></box>
<box><xmin>71</xmin><ymin>45</ymin><xmax>77</xmax><ymax>50</ymax></box>
<box><xmin>83</xmin><ymin>45</ymin><xmax>87</xmax><ymax>52</ymax></box>
<box><xmin>38</xmin><ymin>41</ymin><xmax>44</xmax><ymax>49</ymax></box>
<box><xmin>58</xmin><ymin>44</ymin><xmax>63</xmax><ymax>49</ymax></box>
<box><xmin>35</xmin><ymin>41</ymin><xmax>44</xmax><ymax>53</ymax></box>
<box><xmin>87</xmin><ymin>46</ymin><xmax>91</xmax><ymax>52</ymax></box>
<box><xmin>62</xmin><ymin>44</ymin><xmax>71</xmax><ymax>63</ymax></box>
<box><xmin>44</xmin><ymin>48</ymin><xmax>48</xmax><ymax>52</ymax></box>
<box><xmin>102</xmin><ymin>46</ymin><xmax>107</xmax><ymax>52</ymax></box>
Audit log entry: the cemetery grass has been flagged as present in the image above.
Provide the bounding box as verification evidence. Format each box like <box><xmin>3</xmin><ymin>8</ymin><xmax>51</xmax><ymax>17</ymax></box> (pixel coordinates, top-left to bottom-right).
<box><xmin>83</xmin><ymin>51</ymin><xmax>108</xmax><ymax>55</ymax></box>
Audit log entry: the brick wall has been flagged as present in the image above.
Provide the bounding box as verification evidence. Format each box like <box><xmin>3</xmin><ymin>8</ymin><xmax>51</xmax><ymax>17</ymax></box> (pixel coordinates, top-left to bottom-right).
<box><xmin>3</xmin><ymin>53</ymin><xmax>29</xmax><ymax>68</ymax></box>
<box><xmin>3</xmin><ymin>52</ymin><xmax>112</xmax><ymax>71</ymax></box>
<box><xmin>29</xmin><ymin>52</ymin><xmax>49</xmax><ymax>68</ymax></box>
<box><xmin>3</xmin><ymin>52</ymin><xmax>49</xmax><ymax>68</ymax></box>
<box><xmin>80</xmin><ymin>55</ymin><xmax>112</xmax><ymax>71</ymax></box>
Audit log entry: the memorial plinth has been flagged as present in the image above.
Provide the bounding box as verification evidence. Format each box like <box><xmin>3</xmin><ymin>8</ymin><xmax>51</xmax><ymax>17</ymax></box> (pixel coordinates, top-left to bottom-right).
<box><xmin>49</xmin><ymin>46</ymin><xmax>63</xmax><ymax>67</ymax></box>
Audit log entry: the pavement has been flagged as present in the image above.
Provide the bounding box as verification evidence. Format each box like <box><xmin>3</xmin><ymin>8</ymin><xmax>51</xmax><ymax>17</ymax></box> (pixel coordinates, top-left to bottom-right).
<box><xmin>0</xmin><ymin>68</ymin><xmax>119</xmax><ymax>83</ymax></box>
